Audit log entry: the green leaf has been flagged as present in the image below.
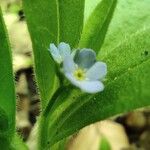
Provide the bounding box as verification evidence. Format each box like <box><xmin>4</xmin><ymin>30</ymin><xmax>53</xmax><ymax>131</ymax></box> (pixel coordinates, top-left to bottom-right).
<box><xmin>51</xmin><ymin>138</ymin><xmax>67</xmax><ymax>150</ymax></box>
<box><xmin>10</xmin><ymin>134</ymin><xmax>28</xmax><ymax>150</ymax></box>
<box><xmin>99</xmin><ymin>0</ymin><xmax>150</xmax><ymax>57</ymax></box>
<box><xmin>44</xmin><ymin>27</ymin><xmax>150</xmax><ymax>146</ymax></box>
<box><xmin>58</xmin><ymin>0</ymin><xmax>85</xmax><ymax>47</ymax></box>
<box><xmin>22</xmin><ymin>0</ymin><xmax>58</xmax><ymax>109</ymax></box>
<box><xmin>79</xmin><ymin>0</ymin><xmax>117</xmax><ymax>53</ymax></box>
<box><xmin>0</xmin><ymin>7</ymin><xmax>16</xmax><ymax>145</ymax></box>
<box><xmin>99</xmin><ymin>137</ymin><xmax>111</xmax><ymax>150</ymax></box>
<box><xmin>84</xmin><ymin>0</ymin><xmax>101</xmax><ymax>23</ymax></box>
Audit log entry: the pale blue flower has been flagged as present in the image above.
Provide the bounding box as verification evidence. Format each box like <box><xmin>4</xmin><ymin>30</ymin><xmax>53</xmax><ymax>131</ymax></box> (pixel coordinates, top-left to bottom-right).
<box><xmin>63</xmin><ymin>49</ymin><xmax>107</xmax><ymax>93</ymax></box>
<box><xmin>49</xmin><ymin>42</ymin><xmax>71</xmax><ymax>64</ymax></box>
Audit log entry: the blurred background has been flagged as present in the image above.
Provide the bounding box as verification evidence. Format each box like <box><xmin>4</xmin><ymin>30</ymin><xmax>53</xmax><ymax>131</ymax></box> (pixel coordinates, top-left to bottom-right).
<box><xmin>0</xmin><ymin>0</ymin><xmax>150</xmax><ymax>149</ymax></box>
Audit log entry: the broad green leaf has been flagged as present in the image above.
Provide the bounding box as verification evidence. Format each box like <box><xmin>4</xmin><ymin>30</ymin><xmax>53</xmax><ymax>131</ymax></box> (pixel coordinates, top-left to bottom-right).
<box><xmin>22</xmin><ymin>0</ymin><xmax>58</xmax><ymax>109</ymax></box>
<box><xmin>44</xmin><ymin>27</ymin><xmax>150</xmax><ymax>146</ymax></box>
<box><xmin>58</xmin><ymin>0</ymin><xmax>85</xmax><ymax>47</ymax></box>
<box><xmin>99</xmin><ymin>0</ymin><xmax>150</xmax><ymax>57</ymax></box>
<box><xmin>0</xmin><ymin>7</ymin><xmax>16</xmax><ymax>146</ymax></box>
<box><xmin>79</xmin><ymin>0</ymin><xmax>117</xmax><ymax>53</ymax></box>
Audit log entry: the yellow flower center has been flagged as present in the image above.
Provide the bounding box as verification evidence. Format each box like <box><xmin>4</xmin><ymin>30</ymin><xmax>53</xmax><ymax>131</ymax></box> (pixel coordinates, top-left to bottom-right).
<box><xmin>73</xmin><ymin>68</ymin><xmax>86</xmax><ymax>80</ymax></box>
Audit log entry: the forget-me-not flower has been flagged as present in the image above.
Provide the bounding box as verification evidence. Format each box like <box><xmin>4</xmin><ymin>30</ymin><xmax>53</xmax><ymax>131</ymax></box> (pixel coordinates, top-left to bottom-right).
<box><xmin>63</xmin><ymin>49</ymin><xmax>107</xmax><ymax>93</ymax></box>
<box><xmin>49</xmin><ymin>42</ymin><xmax>71</xmax><ymax>64</ymax></box>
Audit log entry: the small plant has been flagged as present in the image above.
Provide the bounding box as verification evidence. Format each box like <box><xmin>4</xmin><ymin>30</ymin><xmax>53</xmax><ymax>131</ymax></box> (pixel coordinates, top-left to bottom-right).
<box><xmin>0</xmin><ymin>0</ymin><xmax>150</xmax><ymax>149</ymax></box>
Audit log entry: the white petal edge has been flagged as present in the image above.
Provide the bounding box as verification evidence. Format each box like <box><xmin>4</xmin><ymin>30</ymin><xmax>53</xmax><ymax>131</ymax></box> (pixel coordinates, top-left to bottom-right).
<box><xmin>63</xmin><ymin>55</ymin><xmax>75</xmax><ymax>73</ymax></box>
<box><xmin>86</xmin><ymin>62</ymin><xmax>107</xmax><ymax>80</ymax></box>
<box><xmin>65</xmin><ymin>73</ymin><xmax>104</xmax><ymax>94</ymax></box>
<box><xmin>58</xmin><ymin>42</ymin><xmax>71</xmax><ymax>58</ymax></box>
<box><xmin>65</xmin><ymin>73</ymin><xmax>80</xmax><ymax>87</ymax></box>
<box><xmin>49</xmin><ymin>43</ymin><xmax>59</xmax><ymax>56</ymax></box>
<box><xmin>49</xmin><ymin>43</ymin><xmax>62</xmax><ymax>63</ymax></box>
<box><xmin>79</xmin><ymin>80</ymin><xmax>104</xmax><ymax>93</ymax></box>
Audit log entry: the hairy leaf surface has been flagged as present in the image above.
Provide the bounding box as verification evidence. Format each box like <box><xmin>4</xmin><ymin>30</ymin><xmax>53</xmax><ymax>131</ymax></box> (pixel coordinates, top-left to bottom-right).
<box><xmin>45</xmin><ymin>27</ymin><xmax>150</xmax><ymax>146</ymax></box>
<box><xmin>99</xmin><ymin>0</ymin><xmax>150</xmax><ymax>57</ymax></box>
<box><xmin>23</xmin><ymin>0</ymin><xmax>58</xmax><ymax>109</ymax></box>
<box><xmin>0</xmin><ymin>8</ymin><xmax>16</xmax><ymax>145</ymax></box>
<box><xmin>58</xmin><ymin>0</ymin><xmax>85</xmax><ymax>47</ymax></box>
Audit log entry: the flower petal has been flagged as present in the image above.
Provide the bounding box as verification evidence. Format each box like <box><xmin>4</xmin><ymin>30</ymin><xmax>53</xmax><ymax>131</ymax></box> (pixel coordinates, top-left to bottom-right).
<box><xmin>58</xmin><ymin>42</ymin><xmax>71</xmax><ymax>58</ymax></box>
<box><xmin>86</xmin><ymin>62</ymin><xmax>107</xmax><ymax>80</ymax></box>
<box><xmin>74</xmin><ymin>48</ymin><xmax>96</xmax><ymax>69</ymax></box>
<box><xmin>49</xmin><ymin>43</ymin><xmax>62</xmax><ymax>63</ymax></box>
<box><xmin>63</xmin><ymin>55</ymin><xmax>75</xmax><ymax>73</ymax></box>
<box><xmin>79</xmin><ymin>80</ymin><xmax>104</xmax><ymax>93</ymax></box>
<box><xmin>64</xmin><ymin>72</ymin><xmax>104</xmax><ymax>93</ymax></box>
<box><xmin>64</xmin><ymin>73</ymin><xmax>80</xmax><ymax>87</ymax></box>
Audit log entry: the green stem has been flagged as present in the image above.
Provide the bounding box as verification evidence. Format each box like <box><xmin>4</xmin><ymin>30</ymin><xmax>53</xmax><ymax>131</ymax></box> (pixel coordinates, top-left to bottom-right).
<box><xmin>38</xmin><ymin>79</ymin><xmax>65</xmax><ymax>150</ymax></box>
<box><xmin>38</xmin><ymin>115</ymin><xmax>49</xmax><ymax>150</ymax></box>
<box><xmin>55</xmin><ymin>64</ymin><xmax>64</xmax><ymax>86</ymax></box>
<box><xmin>38</xmin><ymin>60</ymin><xmax>73</xmax><ymax>149</ymax></box>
